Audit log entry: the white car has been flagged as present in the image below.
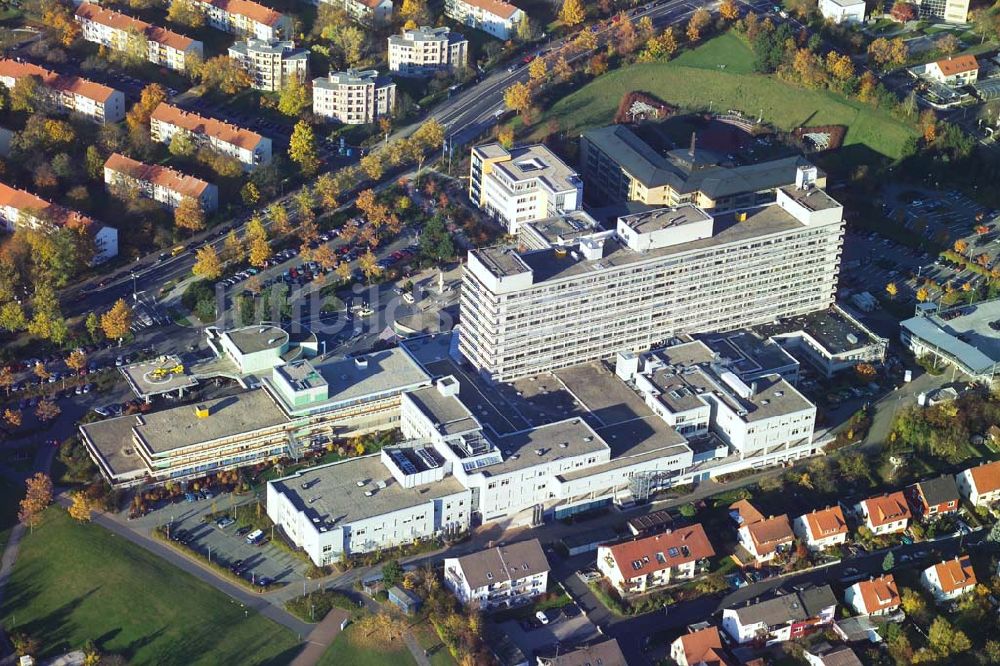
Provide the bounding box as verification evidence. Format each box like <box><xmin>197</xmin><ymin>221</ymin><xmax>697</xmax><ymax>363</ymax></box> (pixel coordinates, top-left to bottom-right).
<box><xmin>535</xmin><ymin>610</ymin><xmax>549</xmax><ymax>625</ymax></box>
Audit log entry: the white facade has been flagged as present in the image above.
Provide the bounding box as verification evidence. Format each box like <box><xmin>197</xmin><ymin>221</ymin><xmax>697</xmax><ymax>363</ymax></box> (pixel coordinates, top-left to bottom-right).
<box><xmin>104</xmin><ymin>153</ymin><xmax>219</xmax><ymax>212</ymax></box>
<box><xmin>443</xmin><ymin>540</ymin><xmax>549</xmax><ymax>610</ymax></box>
<box><xmin>150</xmin><ymin>103</ymin><xmax>272</xmax><ymax>170</ymax></box>
<box><xmin>818</xmin><ymin>0</ymin><xmax>865</xmax><ymax>23</ymax></box>
<box><xmin>924</xmin><ymin>56</ymin><xmax>979</xmax><ymax>86</ymax></box>
<box><xmin>469</xmin><ymin>143</ymin><xmax>583</xmax><ymax>235</ymax></box>
<box><xmin>460</xmin><ymin>177</ymin><xmax>845</xmax><ymax>382</ymax></box>
<box><xmin>228</xmin><ymin>38</ymin><xmax>308</xmax><ymax>92</ymax></box>
<box><xmin>921</xmin><ymin>558</ymin><xmax>976</xmax><ymax>602</ymax></box>
<box><xmin>388</xmin><ymin>26</ymin><xmax>469</xmax><ymax>77</ymax></box>
<box><xmin>75</xmin><ymin>3</ymin><xmax>203</xmax><ymax>72</ymax></box>
<box><xmin>444</xmin><ymin>0</ymin><xmax>523</xmax><ymax>39</ymax></box>
<box><xmin>313</xmin><ymin>69</ymin><xmax>395</xmax><ymax>124</ymax></box>
<box><xmin>793</xmin><ymin>508</ymin><xmax>848</xmax><ymax>551</ymax></box>
<box><xmin>845</xmin><ymin>577</ymin><xmax>900</xmax><ymax>617</ymax></box>
<box><xmin>191</xmin><ymin>0</ymin><xmax>292</xmax><ymax>40</ymax></box>
<box><xmin>314</xmin><ymin>0</ymin><xmax>393</xmax><ymax>25</ymax></box>
<box><xmin>956</xmin><ymin>461</ymin><xmax>1000</xmax><ymax>506</ymax></box>
<box><xmin>0</xmin><ymin>59</ymin><xmax>124</xmax><ymax>124</ymax></box>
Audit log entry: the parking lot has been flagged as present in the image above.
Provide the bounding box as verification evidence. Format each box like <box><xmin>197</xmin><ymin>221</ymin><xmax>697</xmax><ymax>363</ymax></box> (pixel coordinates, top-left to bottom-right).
<box><xmin>498</xmin><ymin>602</ymin><xmax>601</xmax><ymax>661</ymax></box>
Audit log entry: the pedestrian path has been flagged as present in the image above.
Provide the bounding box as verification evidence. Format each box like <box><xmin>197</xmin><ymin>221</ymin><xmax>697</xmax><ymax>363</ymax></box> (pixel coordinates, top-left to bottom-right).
<box><xmin>289</xmin><ymin>608</ymin><xmax>350</xmax><ymax>666</ymax></box>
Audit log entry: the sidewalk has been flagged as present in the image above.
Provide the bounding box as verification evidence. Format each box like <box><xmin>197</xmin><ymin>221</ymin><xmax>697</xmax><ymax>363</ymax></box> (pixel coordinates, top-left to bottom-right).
<box><xmin>289</xmin><ymin>607</ymin><xmax>350</xmax><ymax>666</ymax></box>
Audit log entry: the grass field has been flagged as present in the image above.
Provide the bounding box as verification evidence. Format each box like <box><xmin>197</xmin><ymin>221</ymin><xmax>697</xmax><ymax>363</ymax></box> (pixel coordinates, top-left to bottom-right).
<box><xmin>317</xmin><ymin>623</ymin><xmax>418</xmax><ymax>666</ymax></box>
<box><xmin>533</xmin><ymin>32</ymin><xmax>917</xmax><ymax>159</ymax></box>
<box><xmin>1</xmin><ymin>509</ymin><xmax>301</xmax><ymax>665</ymax></box>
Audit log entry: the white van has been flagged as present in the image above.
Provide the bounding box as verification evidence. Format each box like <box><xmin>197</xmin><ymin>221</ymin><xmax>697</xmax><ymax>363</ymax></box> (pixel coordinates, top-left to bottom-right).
<box><xmin>246</xmin><ymin>529</ymin><xmax>264</xmax><ymax>545</ymax></box>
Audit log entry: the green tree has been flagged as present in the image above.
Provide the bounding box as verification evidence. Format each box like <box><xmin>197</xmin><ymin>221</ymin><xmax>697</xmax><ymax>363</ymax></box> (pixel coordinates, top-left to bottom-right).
<box><xmin>928</xmin><ymin>617</ymin><xmax>971</xmax><ymax>657</ymax></box>
<box><xmin>10</xmin><ymin>75</ymin><xmax>39</xmax><ymax>112</ymax></box>
<box><xmin>0</xmin><ymin>301</ymin><xmax>26</xmax><ymax>332</ymax></box>
<box><xmin>418</xmin><ymin>214</ymin><xmax>454</xmax><ymax>263</ymax></box>
<box><xmin>289</xmin><ymin>120</ymin><xmax>320</xmax><ymax>176</ymax></box>
<box><xmin>882</xmin><ymin>550</ymin><xmax>894</xmax><ymax>571</ymax></box>
<box><xmin>169</xmin><ymin>131</ymin><xmax>196</xmax><ymax>158</ymax></box>
<box><xmin>85</xmin><ymin>311</ymin><xmax>102</xmax><ymax>342</ymax></box>
<box><xmin>198</xmin><ymin>56</ymin><xmax>251</xmax><ymax>94</ymax></box>
<box><xmin>382</xmin><ymin>559</ymin><xmax>404</xmax><ymax>587</ymax></box>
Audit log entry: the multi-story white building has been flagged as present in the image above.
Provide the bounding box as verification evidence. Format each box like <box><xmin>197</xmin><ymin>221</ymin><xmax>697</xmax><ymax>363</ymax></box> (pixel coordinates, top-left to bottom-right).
<box><xmin>793</xmin><ymin>506</ymin><xmax>848</xmax><ymax>551</ymax></box>
<box><xmin>460</xmin><ymin>166</ymin><xmax>844</xmax><ymax>381</ymax></box>
<box><xmin>818</xmin><ymin>0</ymin><xmax>865</xmax><ymax>23</ymax></box>
<box><xmin>315</xmin><ymin>0</ymin><xmax>393</xmax><ymax>25</ymax></box>
<box><xmin>388</xmin><ymin>26</ymin><xmax>468</xmax><ymax>77</ymax></box>
<box><xmin>75</xmin><ymin>3</ymin><xmax>203</xmax><ymax>72</ymax></box>
<box><xmin>722</xmin><ymin>586</ymin><xmax>837</xmax><ymax>645</ymax></box>
<box><xmin>104</xmin><ymin>152</ymin><xmax>219</xmax><ymax>212</ymax></box>
<box><xmin>596</xmin><ymin>525</ymin><xmax>714</xmax><ymax>595</ymax></box>
<box><xmin>921</xmin><ymin>556</ymin><xmax>977</xmax><ymax>602</ymax></box>
<box><xmin>312</xmin><ymin>69</ymin><xmax>395</xmax><ymax>124</ymax></box>
<box><xmin>469</xmin><ymin>143</ymin><xmax>583</xmax><ymax>235</ymax></box>
<box><xmin>228</xmin><ymin>38</ymin><xmax>308</xmax><ymax>92</ymax></box>
<box><xmin>0</xmin><ymin>182</ymin><xmax>117</xmax><ymax>263</ymax></box>
<box><xmin>0</xmin><ymin>59</ymin><xmax>125</xmax><ymax>124</ymax></box>
<box><xmin>150</xmin><ymin>102</ymin><xmax>272</xmax><ymax>170</ymax></box>
<box><xmin>956</xmin><ymin>460</ymin><xmax>1000</xmax><ymax>507</ymax></box>
<box><xmin>913</xmin><ymin>0</ymin><xmax>969</xmax><ymax>24</ymax></box>
<box><xmin>730</xmin><ymin>500</ymin><xmax>794</xmax><ymax>564</ymax></box>
<box><xmin>924</xmin><ymin>55</ymin><xmax>979</xmax><ymax>86</ymax></box>
<box><xmin>191</xmin><ymin>0</ymin><xmax>291</xmax><ymax>40</ymax></box>
<box><xmin>444</xmin><ymin>0</ymin><xmax>523</xmax><ymax>39</ymax></box>
<box><xmin>443</xmin><ymin>539</ymin><xmax>549</xmax><ymax>610</ymax></box>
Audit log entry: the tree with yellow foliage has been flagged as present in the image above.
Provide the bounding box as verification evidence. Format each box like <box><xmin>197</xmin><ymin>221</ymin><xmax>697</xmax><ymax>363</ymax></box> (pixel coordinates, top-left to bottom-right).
<box><xmin>3</xmin><ymin>408</ymin><xmax>21</xmax><ymax>428</ymax></box>
<box><xmin>101</xmin><ymin>298</ymin><xmax>133</xmax><ymax>342</ymax></box>
<box><xmin>69</xmin><ymin>491</ymin><xmax>96</xmax><ymax>522</ymax></box>
<box><xmin>246</xmin><ymin>215</ymin><xmax>271</xmax><ymax>267</ymax></box>
<box><xmin>559</xmin><ymin>0</ymin><xmax>585</xmax><ymax>26</ymax></box>
<box><xmin>18</xmin><ymin>473</ymin><xmax>52</xmax><ymax>532</ymax></box>
<box><xmin>125</xmin><ymin>83</ymin><xmax>167</xmax><ymax>135</ymax></box>
<box><xmin>359</xmin><ymin>249</ymin><xmax>382</xmax><ymax>283</ymax></box>
<box><xmin>66</xmin><ymin>349</ymin><xmax>88</xmax><ymax>374</ymax></box>
<box><xmin>497</xmin><ymin>125</ymin><xmax>515</xmax><ymax>149</ymax></box>
<box><xmin>224</xmin><ymin>229</ymin><xmax>245</xmax><ymax>263</ymax></box>
<box><xmin>175</xmin><ymin>197</ymin><xmax>206</xmax><ymax>232</ymax></box>
<box><xmin>686</xmin><ymin>8</ymin><xmax>711</xmax><ymax>42</ymax></box>
<box><xmin>885</xmin><ymin>282</ymin><xmax>898</xmax><ymax>300</ymax></box>
<box><xmin>528</xmin><ymin>56</ymin><xmax>548</xmax><ymax>83</ymax></box>
<box><xmin>916</xmin><ymin>287</ymin><xmax>930</xmax><ymax>302</ymax></box>
<box><xmin>720</xmin><ymin>0</ymin><xmax>740</xmax><ymax>20</ymax></box>
<box><xmin>503</xmin><ymin>81</ymin><xmax>532</xmax><ymax>117</ymax></box>
<box><xmin>193</xmin><ymin>244</ymin><xmax>223</xmax><ymax>281</ymax></box>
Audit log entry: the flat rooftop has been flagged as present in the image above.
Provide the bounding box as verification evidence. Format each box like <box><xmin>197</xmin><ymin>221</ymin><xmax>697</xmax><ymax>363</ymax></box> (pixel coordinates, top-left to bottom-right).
<box><xmin>80</xmin><ymin>412</ymin><xmax>146</xmax><ymax>478</ymax></box>
<box><xmin>224</xmin><ymin>325</ymin><xmax>288</xmax><ymax>356</ymax></box>
<box><xmin>902</xmin><ymin>299</ymin><xmax>1000</xmax><ymax>374</ymax></box>
<box><xmin>698</xmin><ymin>331</ymin><xmax>799</xmax><ymax>377</ymax></box>
<box><xmin>405</xmin><ymin>384</ymin><xmax>481</xmax><ymax>436</ymax></box>
<box><xmin>487</xmin><ymin>418</ymin><xmax>609</xmax><ymax>476</ymax></box>
<box><xmin>120</xmin><ymin>355</ymin><xmax>199</xmax><ymax>399</ymax></box>
<box><xmin>476</xmin><ymin>202</ymin><xmax>820</xmax><ymax>283</ymax></box>
<box><xmin>489</xmin><ymin>143</ymin><xmax>580</xmax><ymax>193</ymax></box>
<box><xmin>618</xmin><ymin>204</ymin><xmax>712</xmax><ymax>234</ymax></box>
<box><xmin>780</xmin><ymin>185</ymin><xmax>842</xmax><ymax>212</ymax></box>
<box><xmin>275</xmin><ymin>360</ymin><xmax>328</xmax><ymax>391</ymax></box>
<box><xmin>521</xmin><ymin>210</ymin><xmax>601</xmax><ymax>245</ymax></box>
<box><xmin>270</xmin><ymin>455</ymin><xmax>468</xmax><ymax>527</ymax></box>
<box><xmin>136</xmin><ymin>389</ymin><xmax>288</xmax><ymax>454</ymax></box>
<box><xmin>755</xmin><ymin>306</ymin><xmax>883</xmax><ymax>355</ymax></box>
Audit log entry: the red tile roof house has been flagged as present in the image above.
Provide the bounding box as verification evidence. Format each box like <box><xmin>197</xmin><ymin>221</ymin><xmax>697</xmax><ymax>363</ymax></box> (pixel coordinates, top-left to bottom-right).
<box><xmin>730</xmin><ymin>500</ymin><xmax>794</xmax><ymax>564</ymax></box>
<box><xmin>956</xmin><ymin>460</ymin><xmax>1000</xmax><ymax>508</ymax></box>
<box><xmin>670</xmin><ymin>626</ymin><xmax>735</xmax><ymax>666</ymax></box>
<box><xmin>921</xmin><ymin>555</ymin><xmax>977</xmax><ymax>603</ymax></box>
<box><xmin>596</xmin><ymin>524</ymin><xmax>714</xmax><ymax>596</ymax></box>
<box><xmin>855</xmin><ymin>492</ymin><xmax>911</xmax><ymax>536</ymax></box>
<box><xmin>906</xmin><ymin>475</ymin><xmax>961</xmax><ymax>520</ymax></box>
<box><xmin>845</xmin><ymin>575</ymin><xmax>900</xmax><ymax>617</ymax></box>
<box><xmin>793</xmin><ymin>506</ymin><xmax>848</xmax><ymax>552</ymax></box>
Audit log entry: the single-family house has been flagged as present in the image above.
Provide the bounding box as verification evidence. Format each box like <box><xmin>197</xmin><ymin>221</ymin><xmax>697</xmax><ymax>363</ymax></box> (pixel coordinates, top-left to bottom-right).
<box><xmin>907</xmin><ymin>475</ymin><xmax>961</xmax><ymax>519</ymax></box>
<box><xmin>845</xmin><ymin>575</ymin><xmax>900</xmax><ymax>617</ymax></box>
<box><xmin>856</xmin><ymin>492</ymin><xmax>911</xmax><ymax>535</ymax></box>
<box><xmin>921</xmin><ymin>555</ymin><xmax>977</xmax><ymax>602</ymax></box>
<box><xmin>670</xmin><ymin>626</ymin><xmax>735</xmax><ymax>666</ymax></box>
<box><xmin>731</xmin><ymin>500</ymin><xmax>794</xmax><ymax>564</ymax></box>
<box><xmin>925</xmin><ymin>55</ymin><xmax>979</xmax><ymax>86</ymax></box>
<box><xmin>956</xmin><ymin>460</ymin><xmax>1000</xmax><ymax>507</ymax></box>
<box><xmin>597</xmin><ymin>524</ymin><xmax>714</xmax><ymax>595</ymax></box>
<box><xmin>793</xmin><ymin>506</ymin><xmax>848</xmax><ymax>551</ymax></box>
<box><xmin>721</xmin><ymin>585</ymin><xmax>837</xmax><ymax>645</ymax></box>
<box><xmin>804</xmin><ymin>642</ymin><xmax>864</xmax><ymax>666</ymax></box>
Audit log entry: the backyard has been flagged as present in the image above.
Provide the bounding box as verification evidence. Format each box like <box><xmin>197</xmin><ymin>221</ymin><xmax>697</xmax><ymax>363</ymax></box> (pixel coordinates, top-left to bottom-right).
<box><xmin>0</xmin><ymin>509</ymin><xmax>301</xmax><ymax>665</ymax></box>
<box><xmin>531</xmin><ymin>32</ymin><xmax>918</xmax><ymax>159</ymax></box>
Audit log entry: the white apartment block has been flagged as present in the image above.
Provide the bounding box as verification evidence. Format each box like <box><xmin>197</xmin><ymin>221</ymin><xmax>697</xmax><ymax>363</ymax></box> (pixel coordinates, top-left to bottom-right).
<box><xmin>597</xmin><ymin>525</ymin><xmax>714</xmax><ymax>595</ymax></box>
<box><xmin>0</xmin><ymin>59</ymin><xmax>124</xmax><ymax>124</ymax></box>
<box><xmin>444</xmin><ymin>539</ymin><xmax>549</xmax><ymax>610</ymax></box>
<box><xmin>75</xmin><ymin>3</ymin><xmax>203</xmax><ymax>72</ymax></box>
<box><xmin>104</xmin><ymin>152</ymin><xmax>219</xmax><ymax>212</ymax></box>
<box><xmin>313</xmin><ymin>0</ymin><xmax>393</xmax><ymax>25</ymax></box>
<box><xmin>469</xmin><ymin>143</ymin><xmax>583</xmax><ymax>235</ymax></box>
<box><xmin>388</xmin><ymin>26</ymin><xmax>469</xmax><ymax>77</ymax></box>
<box><xmin>0</xmin><ymin>182</ymin><xmax>118</xmax><ymax>263</ymax></box>
<box><xmin>228</xmin><ymin>38</ymin><xmax>308</xmax><ymax>92</ymax></box>
<box><xmin>191</xmin><ymin>0</ymin><xmax>292</xmax><ymax>40</ymax></box>
<box><xmin>150</xmin><ymin>102</ymin><xmax>272</xmax><ymax>170</ymax></box>
<box><xmin>818</xmin><ymin>0</ymin><xmax>865</xmax><ymax>23</ymax></box>
<box><xmin>460</xmin><ymin>165</ymin><xmax>844</xmax><ymax>381</ymax></box>
<box><xmin>956</xmin><ymin>460</ymin><xmax>1000</xmax><ymax>506</ymax></box>
<box><xmin>444</xmin><ymin>0</ymin><xmax>523</xmax><ymax>39</ymax></box>
<box><xmin>312</xmin><ymin>69</ymin><xmax>395</xmax><ymax>124</ymax></box>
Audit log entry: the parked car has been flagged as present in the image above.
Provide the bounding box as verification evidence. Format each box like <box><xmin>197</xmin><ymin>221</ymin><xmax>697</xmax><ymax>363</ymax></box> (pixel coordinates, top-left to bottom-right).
<box><xmin>535</xmin><ymin>610</ymin><xmax>550</xmax><ymax>625</ymax></box>
<box><xmin>216</xmin><ymin>517</ymin><xmax>236</xmax><ymax>529</ymax></box>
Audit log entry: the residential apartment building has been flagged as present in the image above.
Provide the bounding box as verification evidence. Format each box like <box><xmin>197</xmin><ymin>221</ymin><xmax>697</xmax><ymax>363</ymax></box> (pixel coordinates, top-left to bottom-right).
<box><xmin>730</xmin><ymin>500</ymin><xmax>793</xmax><ymax>564</ymax></box>
<box><xmin>0</xmin><ymin>59</ymin><xmax>124</xmax><ymax>124</ymax></box>
<box><xmin>443</xmin><ymin>539</ymin><xmax>549</xmax><ymax>610</ymax></box>
<box><xmin>0</xmin><ymin>182</ymin><xmax>118</xmax><ymax>263</ymax></box>
<box><xmin>957</xmin><ymin>460</ymin><xmax>1000</xmax><ymax>506</ymax></box>
<box><xmin>818</xmin><ymin>0</ymin><xmax>865</xmax><ymax>23</ymax></box>
<box><xmin>580</xmin><ymin>124</ymin><xmax>823</xmax><ymax>210</ymax></box>
<box><xmin>469</xmin><ymin>142</ymin><xmax>583</xmax><ymax>235</ymax></box>
<box><xmin>388</xmin><ymin>26</ymin><xmax>468</xmax><ymax>77</ymax></box>
<box><xmin>921</xmin><ymin>556</ymin><xmax>976</xmax><ymax>602</ymax></box>
<box><xmin>914</xmin><ymin>0</ymin><xmax>969</xmax><ymax>24</ymax></box>
<box><xmin>150</xmin><ymin>103</ymin><xmax>272</xmax><ymax>170</ymax></box>
<box><xmin>75</xmin><ymin>3</ymin><xmax>203</xmax><ymax>72</ymax></box>
<box><xmin>845</xmin><ymin>575</ymin><xmax>900</xmax><ymax>617</ymax></box>
<box><xmin>104</xmin><ymin>153</ymin><xmax>219</xmax><ymax>212</ymax></box>
<box><xmin>670</xmin><ymin>626</ymin><xmax>734</xmax><ymax>666</ymax></box>
<box><xmin>907</xmin><ymin>475</ymin><xmax>960</xmax><ymax>519</ymax></box>
<box><xmin>924</xmin><ymin>55</ymin><xmax>979</xmax><ymax>85</ymax></box>
<box><xmin>793</xmin><ymin>505</ymin><xmax>848</xmax><ymax>551</ymax></box>
<box><xmin>444</xmin><ymin>0</ymin><xmax>523</xmax><ymax>39</ymax></box>
<box><xmin>856</xmin><ymin>492</ymin><xmax>911</xmax><ymax>535</ymax></box>
<box><xmin>315</xmin><ymin>0</ymin><xmax>393</xmax><ymax>25</ymax></box>
<box><xmin>228</xmin><ymin>38</ymin><xmax>308</xmax><ymax>91</ymax></box>
<box><xmin>191</xmin><ymin>0</ymin><xmax>291</xmax><ymax>39</ymax></box>
<box><xmin>721</xmin><ymin>585</ymin><xmax>837</xmax><ymax>645</ymax></box>
<box><xmin>460</xmin><ymin>166</ymin><xmax>844</xmax><ymax>381</ymax></box>
<box><xmin>596</xmin><ymin>525</ymin><xmax>714</xmax><ymax>595</ymax></box>
<box><xmin>312</xmin><ymin>69</ymin><xmax>395</xmax><ymax>124</ymax></box>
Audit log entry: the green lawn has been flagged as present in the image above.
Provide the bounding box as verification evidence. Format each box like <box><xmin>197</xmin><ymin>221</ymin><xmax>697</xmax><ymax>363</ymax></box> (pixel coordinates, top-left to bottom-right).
<box><xmin>533</xmin><ymin>33</ymin><xmax>918</xmax><ymax>159</ymax></box>
<box><xmin>1</xmin><ymin>509</ymin><xmax>301</xmax><ymax>665</ymax></box>
<box><xmin>317</xmin><ymin>623</ymin><xmax>417</xmax><ymax>666</ymax></box>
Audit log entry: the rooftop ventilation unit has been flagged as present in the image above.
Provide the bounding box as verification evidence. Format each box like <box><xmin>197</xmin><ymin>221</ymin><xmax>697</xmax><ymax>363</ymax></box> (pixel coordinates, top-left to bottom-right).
<box><xmin>355</xmin><ymin>357</ymin><xmax>369</xmax><ymax>370</ymax></box>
